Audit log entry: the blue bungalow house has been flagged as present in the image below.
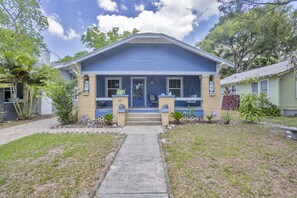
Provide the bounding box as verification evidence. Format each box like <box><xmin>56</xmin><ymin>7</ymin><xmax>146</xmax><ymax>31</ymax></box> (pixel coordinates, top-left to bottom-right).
<box><xmin>57</xmin><ymin>33</ymin><xmax>233</xmax><ymax>126</ymax></box>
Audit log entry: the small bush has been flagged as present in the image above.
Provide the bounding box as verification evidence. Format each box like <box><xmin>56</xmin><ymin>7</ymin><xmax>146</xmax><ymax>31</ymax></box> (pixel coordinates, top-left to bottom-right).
<box><xmin>103</xmin><ymin>113</ymin><xmax>114</xmax><ymax>125</ymax></box>
<box><xmin>170</xmin><ymin>111</ymin><xmax>185</xmax><ymax>124</ymax></box>
<box><xmin>258</xmin><ymin>93</ymin><xmax>281</xmax><ymax>116</ymax></box>
<box><xmin>239</xmin><ymin>93</ymin><xmax>262</xmax><ymax>123</ymax></box>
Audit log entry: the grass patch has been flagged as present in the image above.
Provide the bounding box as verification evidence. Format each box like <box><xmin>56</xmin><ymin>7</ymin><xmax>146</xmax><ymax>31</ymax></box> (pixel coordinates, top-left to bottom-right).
<box><xmin>223</xmin><ymin>110</ymin><xmax>297</xmax><ymax>127</ymax></box>
<box><xmin>0</xmin><ymin>133</ymin><xmax>123</xmax><ymax>197</ymax></box>
<box><xmin>161</xmin><ymin>122</ymin><xmax>297</xmax><ymax>197</ymax></box>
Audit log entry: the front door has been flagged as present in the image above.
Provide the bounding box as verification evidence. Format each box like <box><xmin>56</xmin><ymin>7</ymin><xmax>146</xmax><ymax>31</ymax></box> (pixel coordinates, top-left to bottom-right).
<box><xmin>131</xmin><ymin>77</ymin><xmax>146</xmax><ymax>107</ymax></box>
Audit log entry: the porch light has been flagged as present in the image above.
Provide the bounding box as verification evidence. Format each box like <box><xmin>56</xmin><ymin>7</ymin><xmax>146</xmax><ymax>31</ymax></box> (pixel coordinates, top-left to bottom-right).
<box><xmin>84</xmin><ymin>75</ymin><xmax>89</xmax><ymax>93</ymax></box>
<box><xmin>150</xmin><ymin>77</ymin><xmax>154</xmax><ymax>84</ymax></box>
<box><xmin>209</xmin><ymin>75</ymin><xmax>215</xmax><ymax>93</ymax></box>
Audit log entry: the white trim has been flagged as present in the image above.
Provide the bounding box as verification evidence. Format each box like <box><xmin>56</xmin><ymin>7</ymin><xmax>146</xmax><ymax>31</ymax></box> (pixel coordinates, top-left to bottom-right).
<box><xmin>166</xmin><ymin>77</ymin><xmax>184</xmax><ymax>97</ymax></box>
<box><xmin>259</xmin><ymin>78</ymin><xmax>269</xmax><ymax>96</ymax></box>
<box><xmin>57</xmin><ymin>33</ymin><xmax>234</xmax><ymax>69</ymax></box>
<box><xmin>295</xmin><ymin>78</ymin><xmax>297</xmax><ymax>99</ymax></box>
<box><xmin>249</xmin><ymin>78</ymin><xmax>269</xmax><ymax>96</ymax></box>
<box><xmin>105</xmin><ymin>77</ymin><xmax>122</xmax><ymax>98</ymax></box>
<box><xmin>82</xmin><ymin>71</ymin><xmax>217</xmax><ymax>76</ymax></box>
<box><xmin>130</xmin><ymin>77</ymin><xmax>147</xmax><ymax>107</ymax></box>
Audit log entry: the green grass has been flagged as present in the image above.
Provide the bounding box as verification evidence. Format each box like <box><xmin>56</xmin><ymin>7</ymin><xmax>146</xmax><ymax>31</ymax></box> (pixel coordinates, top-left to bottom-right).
<box><xmin>223</xmin><ymin>110</ymin><xmax>297</xmax><ymax>127</ymax></box>
<box><xmin>0</xmin><ymin>133</ymin><xmax>123</xmax><ymax>197</ymax></box>
<box><xmin>161</xmin><ymin>122</ymin><xmax>297</xmax><ymax>198</ymax></box>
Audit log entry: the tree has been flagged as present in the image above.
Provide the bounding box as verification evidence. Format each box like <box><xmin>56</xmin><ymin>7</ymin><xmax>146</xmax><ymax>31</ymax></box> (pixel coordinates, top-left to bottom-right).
<box><xmin>81</xmin><ymin>27</ymin><xmax>139</xmax><ymax>49</ymax></box>
<box><xmin>0</xmin><ymin>0</ymin><xmax>48</xmax><ymax>55</ymax></box>
<box><xmin>197</xmin><ymin>6</ymin><xmax>297</xmax><ymax>74</ymax></box>
<box><xmin>218</xmin><ymin>0</ymin><xmax>297</xmax><ymax>16</ymax></box>
<box><xmin>0</xmin><ymin>51</ymin><xmax>54</xmax><ymax>119</ymax></box>
<box><xmin>56</xmin><ymin>51</ymin><xmax>89</xmax><ymax>63</ymax></box>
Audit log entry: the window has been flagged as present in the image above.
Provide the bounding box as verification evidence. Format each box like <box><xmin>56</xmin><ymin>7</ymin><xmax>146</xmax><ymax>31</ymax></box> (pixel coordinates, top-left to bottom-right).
<box><xmin>231</xmin><ymin>85</ymin><xmax>237</xmax><ymax>94</ymax></box>
<box><xmin>4</xmin><ymin>83</ymin><xmax>23</xmax><ymax>103</ymax></box>
<box><xmin>251</xmin><ymin>79</ymin><xmax>269</xmax><ymax>96</ymax></box>
<box><xmin>295</xmin><ymin>79</ymin><xmax>297</xmax><ymax>98</ymax></box>
<box><xmin>167</xmin><ymin>77</ymin><xmax>183</xmax><ymax>97</ymax></box>
<box><xmin>105</xmin><ymin>77</ymin><xmax>122</xmax><ymax>97</ymax></box>
<box><xmin>259</xmin><ymin>80</ymin><xmax>268</xmax><ymax>95</ymax></box>
<box><xmin>251</xmin><ymin>82</ymin><xmax>258</xmax><ymax>94</ymax></box>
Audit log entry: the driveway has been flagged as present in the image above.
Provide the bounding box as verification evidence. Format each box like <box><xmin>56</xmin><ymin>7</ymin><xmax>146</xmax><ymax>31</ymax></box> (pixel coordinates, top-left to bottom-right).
<box><xmin>0</xmin><ymin>117</ymin><xmax>59</xmax><ymax>146</ymax></box>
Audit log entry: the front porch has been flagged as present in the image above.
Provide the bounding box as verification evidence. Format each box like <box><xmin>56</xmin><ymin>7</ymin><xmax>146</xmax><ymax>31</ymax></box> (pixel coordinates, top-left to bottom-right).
<box><xmin>78</xmin><ymin>74</ymin><xmax>221</xmax><ymax>126</ymax></box>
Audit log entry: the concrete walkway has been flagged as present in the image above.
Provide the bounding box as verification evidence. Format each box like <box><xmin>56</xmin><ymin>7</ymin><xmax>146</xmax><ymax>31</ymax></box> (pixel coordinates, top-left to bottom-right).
<box><xmin>0</xmin><ymin>117</ymin><xmax>59</xmax><ymax>146</ymax></box>
<box><xmin>97</xmin><ymin>126</ymin><xmax>168</xmax><ymax>198</ymax></box>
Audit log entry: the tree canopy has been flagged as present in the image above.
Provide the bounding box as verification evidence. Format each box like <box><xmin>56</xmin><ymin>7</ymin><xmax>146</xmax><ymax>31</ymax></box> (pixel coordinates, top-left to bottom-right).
<box><xmin>218</xmin><ymin>0</ymin><xmax>297</xmax><ymax>16</ymax></box>
<box><xmin>56</xmin><ymin>51</ymin><xmax>89</xmax><ymax>63</ymax></box>
<box><xmin>0</xmin><ymin>0</ymin><xmax>48</xmax><ymax>55</ymax></box>
<box><xmin>198</xmin><ymin>5</ymin><xmax>297</xmax><ymax>75</ymax></box>
<box><xmin>81</xmin><ymin>27</ymin><xmax>139</xmax><ymax>49</ymax></box>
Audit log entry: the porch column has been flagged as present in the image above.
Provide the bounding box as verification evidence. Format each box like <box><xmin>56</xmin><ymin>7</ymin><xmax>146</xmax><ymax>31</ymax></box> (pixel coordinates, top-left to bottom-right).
<box><xmin>201</xmin><ymin>75</ymin><xmax>221</xmax><ymax>120</ymax></box>
<box><xmin>78</xmin><ymin>74</ymin><xmax>96</xmax><ymax>120</ymax></box>
<box><xmin>158</xmin><ymin>95</ymin><xmax>175</xmax><ymax>121</ymax></box>
<box><xmin>112</xmin><ymin>95</ymin><xmax>129</xmax><ymax>124</ymax></box>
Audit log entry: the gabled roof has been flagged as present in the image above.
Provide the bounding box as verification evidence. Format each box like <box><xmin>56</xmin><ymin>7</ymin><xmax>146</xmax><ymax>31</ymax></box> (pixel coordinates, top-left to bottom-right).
<box><xmin>56</xmin><ymin>33</ymin><xmax>234</xmax><ymax>69</ymax></box>
<box><xmin>221</xmin><ymin>61</ymin><xmax>293</xmax><ymax>85</ymax></box>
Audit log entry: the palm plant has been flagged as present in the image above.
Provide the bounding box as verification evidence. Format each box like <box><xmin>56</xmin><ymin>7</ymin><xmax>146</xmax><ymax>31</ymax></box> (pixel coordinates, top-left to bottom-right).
<box><xmin>0</xmin><ymin>51</ymin><xmax>52</xmax><ymax>119</ymax></box>
<box><xmin>103</xmin><ymin>113</ymin><xmax>114</xmax><ymax>125</ymax></box>
<box><xmin>170</xmin><ymin>111</ymin><xmax>185</xmax><ymax>124</ymax></box>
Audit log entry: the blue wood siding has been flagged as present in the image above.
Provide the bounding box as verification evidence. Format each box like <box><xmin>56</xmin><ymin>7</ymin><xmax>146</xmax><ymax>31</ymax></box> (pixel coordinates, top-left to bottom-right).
<box><xmin>96</xmin><ymin>75</ymin><xmax>201</xmax><ymax>107</ymax></box>
<box><xmin>82</xmin><ymin>43</ymin><xmax>216</xmax><ymax>73</ymax></box>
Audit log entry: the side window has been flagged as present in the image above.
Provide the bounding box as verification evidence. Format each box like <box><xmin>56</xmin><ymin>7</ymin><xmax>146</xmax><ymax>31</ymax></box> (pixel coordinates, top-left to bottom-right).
<box><xmin>259</xmin><ymin>80</ymin><xmax>268</xmax><ymax>95</ymax></box>
<box><xmin>251</xmin><ymin>82</ymin><xmax>258</xmax><ymax>94</ymax></box>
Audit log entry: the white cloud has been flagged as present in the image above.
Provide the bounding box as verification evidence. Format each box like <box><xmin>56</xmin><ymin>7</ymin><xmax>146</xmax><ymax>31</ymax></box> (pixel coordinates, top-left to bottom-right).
<box><xmin>135</xmin><ymin>4</ymin><xmax>145</xmax><ymax>12</ymax></box>
<box><xmin>120</xmin><ymin>4</ymin><xmax>128</xmax><ymax>11</ymax></box>
<box><xmin>96</xmin><ymin>0</ymin><xmax>219</xmax><ymax>40</ymax></box>
<box><xmin>97</xmin><ymin>0</ymin><xmax>118</xmax><ymax>11</ymax></box>
<box><xmin>47</xmin><ymin>15</ymin><xmax>80</xmax><ymax>40</ymax></box>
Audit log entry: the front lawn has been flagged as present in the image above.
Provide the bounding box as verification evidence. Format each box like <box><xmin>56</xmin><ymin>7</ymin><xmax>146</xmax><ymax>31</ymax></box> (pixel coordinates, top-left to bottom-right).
<box><xmin>0</xmin><ymin>133</ymin><xmax>123</xmax><ymax>197</ymax></box>
<box><xmin>161</xmin><ymin>123</ymin><xmax>297</xmax><ymax>197</ymax></box>
<box><xmin>223</xmin><ymin>110</ymin><xmax>297</xmax><ymax>128</ymax></box>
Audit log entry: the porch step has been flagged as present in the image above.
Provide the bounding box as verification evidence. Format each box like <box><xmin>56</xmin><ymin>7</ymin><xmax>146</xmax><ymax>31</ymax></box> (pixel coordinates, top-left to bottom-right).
<box><xmin>126</xmin><ymin>113</ymin><xmax>161</xmax><ymax>125</ymax></box>
<box><xmin>126</xmin><ymin>120</ymin><xmax>162</xmax><ymax>126</ymax></box>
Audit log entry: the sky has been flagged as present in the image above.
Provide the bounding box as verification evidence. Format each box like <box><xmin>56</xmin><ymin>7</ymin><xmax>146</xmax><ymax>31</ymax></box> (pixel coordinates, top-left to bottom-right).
<box><xmin>41</xmin><ymin>0</ymin><xmax>222</xmax><ymax>61</ymax></box>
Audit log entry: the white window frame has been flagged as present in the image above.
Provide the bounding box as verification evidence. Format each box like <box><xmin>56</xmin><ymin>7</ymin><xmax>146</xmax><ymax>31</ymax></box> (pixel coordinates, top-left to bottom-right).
<box><xmin>105</xmin><ymin>77</ymin><xmax>122</xmax><ymax>98</ymax></box>
<box><xmin>250</xmin><ymin>78</ymin><xmax>270</xmax><ymax>96</ymax></box>
<box><xmin>4</xmin><ymin>83</ymin><xmax>17</xmax><ymax>103</ymax></box>
<box><xmin>166</xmin><ymin>77</ymin><xmax>183</xmax><ymax>97</ymax></box>
<box><xmin>295</xmin><ymin>78</ymin><xmax>297</xmax><ymax>99</ymax></box>
<box><xmin>259</xmin><ymin>79</ymin><xmax>269</xmax><ymax>96</ymax></box>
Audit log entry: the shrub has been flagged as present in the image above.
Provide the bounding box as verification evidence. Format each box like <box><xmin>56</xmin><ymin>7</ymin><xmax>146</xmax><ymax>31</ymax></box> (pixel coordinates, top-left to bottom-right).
<box><xmin>103</xmin><ymin>113</ymin><xmax>114</xmax><ymax>125</ymax></box>
<box><xmin>170</xmin><ymin>111</ymin><xmax>185</xmax><ymax>124</ymax></box>
<box><xmin>239</xmin><ymin>93</ymin><xmax>262</xmax><ymax>123</ymax></box>
<box><xmin>258</xmin><ymin>93</ymin><xmax>281</xmax><ymax>116</ymax></box>
<box><xmin>45</xmin><ymin>79</ymin><xmax>77</xmax><ymax>125</ymax></box>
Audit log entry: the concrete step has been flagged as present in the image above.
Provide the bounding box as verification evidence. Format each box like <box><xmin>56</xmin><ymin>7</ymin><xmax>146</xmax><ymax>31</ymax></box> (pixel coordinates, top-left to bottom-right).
<box><xmin>127</xmin><ymin>117</ymin><xmax>161</xmax><ymax>121</ymax></box>
<box><xmin>126</xmin><ymin>120</ymin><xmax>162</xmax><ymax>126</ymax></box>
<box><xmin>127</xmin><ymin>113</ymin><xmax>161</xmax><ymax>118</ymax></box>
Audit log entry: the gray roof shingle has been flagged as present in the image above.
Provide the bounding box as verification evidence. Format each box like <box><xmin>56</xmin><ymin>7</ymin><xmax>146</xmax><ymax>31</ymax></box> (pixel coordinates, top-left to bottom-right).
<box><xmin>221</xmin><ymin>61</ymin><xmax>293</xmax><ymax>85</ymax></box>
